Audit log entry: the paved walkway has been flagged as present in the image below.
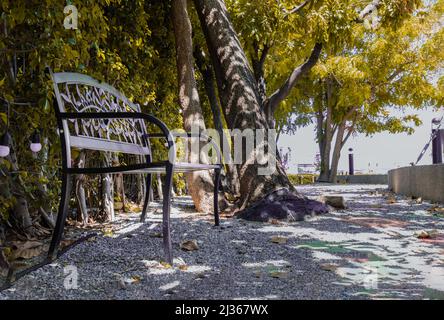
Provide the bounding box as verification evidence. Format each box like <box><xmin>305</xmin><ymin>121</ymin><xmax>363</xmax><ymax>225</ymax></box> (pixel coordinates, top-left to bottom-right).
<box><xmin>1</xmin><ymin>185</ymin><xmax>443</xmax><ymax>299</ymax></box>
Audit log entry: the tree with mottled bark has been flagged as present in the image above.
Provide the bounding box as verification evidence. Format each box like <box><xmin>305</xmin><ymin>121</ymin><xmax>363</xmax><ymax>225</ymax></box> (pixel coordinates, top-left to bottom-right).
<box><xmin>194</xmin><ymin>45</ymin><xmax>241</xmax><ymax>197</ymax></box>
<box><xmin>193</xmin><ymin>0</ymin><xmax>328</xmax><ymax>220</ymax></box>
<box><xmin>172</xmin><ymin>0</ymin><xmax>227</xmax><ymax>213</ymax></box>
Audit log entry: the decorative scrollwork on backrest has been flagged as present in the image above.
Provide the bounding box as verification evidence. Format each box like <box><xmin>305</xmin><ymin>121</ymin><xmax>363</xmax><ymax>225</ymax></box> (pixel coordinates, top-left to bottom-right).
<box><xmin>55</xmin><ymin>78</ymin><xmax>148</xmax><ymax>151</ymax></box>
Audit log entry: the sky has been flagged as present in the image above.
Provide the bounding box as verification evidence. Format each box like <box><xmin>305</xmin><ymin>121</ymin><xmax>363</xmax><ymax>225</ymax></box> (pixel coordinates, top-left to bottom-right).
<box><xmin>278</xmin><ymin>108</ymin><xmax>444</xmax><ymax>174</ymax></box>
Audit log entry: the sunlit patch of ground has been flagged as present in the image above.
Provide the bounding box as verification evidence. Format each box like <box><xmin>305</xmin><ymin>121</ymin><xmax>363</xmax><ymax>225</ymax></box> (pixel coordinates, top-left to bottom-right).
<box><xmin>272</xmin><ymin>184</ymin><xmax>444</xmax><ymax>299</ymax></box>
<box><xmin>1</xmin><ymin>184</ymin><xmax>443</xmax><ymax>300</ymax></box>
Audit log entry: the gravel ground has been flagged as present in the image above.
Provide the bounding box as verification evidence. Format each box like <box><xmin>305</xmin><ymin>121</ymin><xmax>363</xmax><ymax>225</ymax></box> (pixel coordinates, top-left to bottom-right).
<box><xmin>1</xmin><ymin>184</ymin><xmax>443</xmax><ymax>300</ymax></box>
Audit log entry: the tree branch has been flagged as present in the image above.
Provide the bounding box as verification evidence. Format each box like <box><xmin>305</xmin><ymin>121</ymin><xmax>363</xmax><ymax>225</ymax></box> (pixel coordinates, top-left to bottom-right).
<box><xmin>367</xmin><ymin>60</ymin><xmax>415</xmax><ymax>103</ymax></box>
<box><xmin>344</xmin><ymin>105</ymin><xmax>359</xmax><ymax>120</ymax></box>
<box><xmin>39</xmin><ymin>207</ymin><xmax>55</xmax><ymax>229</ymax></box>
<box><xmin>252</xmin><ymin>41</ymin><xmax>270</xmax><ymax>76</ymax></box>
<box><xmin>265</xmin><ymin>42</ymin><xmax>323</xmax><ymax>118</ymax></box>
<box><xmin>341</xmin><ymin>109</ymin><xmax>359</xmax><ymax>147</ymax></box>
<box><xmin>252</xmin><ymin>41</ymin><xmax>271</xmax><ymax>104</ymax></box>
<box><xmin>342</xmin><ymin>122</ymin><xmax>355</xmax><ymax>147</ymax></box>
<box><xmin>259</xmin><ymin>44</ymin><xmax>270</xmax><ymax>66</ymax></box>
<box><xmin>276</xmin><ymin>0</ymin><xmax>313</xmax><ymax>15</ymax></box>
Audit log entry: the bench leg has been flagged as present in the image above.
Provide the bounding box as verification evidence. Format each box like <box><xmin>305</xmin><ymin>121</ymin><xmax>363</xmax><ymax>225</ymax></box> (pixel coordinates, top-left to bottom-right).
<box><xmin>214</xmin><ymin>168</ymin><xmax>221</xmax><ymax>226</ymax></box>
<box><xmin>140</xmin><ymin>173</ymin><xmax>152</xmax><ymax>223</ymax></box>
<box><xmin>48</xmin><ymin>173</ymin><xmax>72</xmax><ymax>261</ymax></box>
<box><xmin>162</xmin><ymin>164</ymin><xmax>173</xmax><ymax>264</ymax></box>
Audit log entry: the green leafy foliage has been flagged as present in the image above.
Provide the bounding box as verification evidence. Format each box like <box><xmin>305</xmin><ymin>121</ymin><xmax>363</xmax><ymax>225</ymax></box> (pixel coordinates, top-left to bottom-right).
<box><xmin>225</xmin><ymin>0</ymin><xmax>442</xmax><ymax>138</ymax></box>
<box><xmin>0</xmin><ymin>1</ymin><xmax>181</xmax><ymax>219</ymax></box>
<box><xmin>289</xmin><ymin>0</ymin><xmax>443</xmax><ymax>138</ymax></box>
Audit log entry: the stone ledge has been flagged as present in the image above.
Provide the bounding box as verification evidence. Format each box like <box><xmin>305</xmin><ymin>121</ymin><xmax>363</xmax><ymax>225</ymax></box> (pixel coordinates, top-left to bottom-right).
<box><xmin>389</xmin><ymin>164</ymin><xmax>444</xmax><ymax>203</ymax></box>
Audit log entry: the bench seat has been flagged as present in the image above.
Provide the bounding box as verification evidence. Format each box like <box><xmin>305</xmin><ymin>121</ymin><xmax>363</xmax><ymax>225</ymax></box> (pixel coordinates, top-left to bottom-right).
<box><xmin>125</xmin><ymin>162</ymin><xmax>221</xmax><ymax>174</ymax></box>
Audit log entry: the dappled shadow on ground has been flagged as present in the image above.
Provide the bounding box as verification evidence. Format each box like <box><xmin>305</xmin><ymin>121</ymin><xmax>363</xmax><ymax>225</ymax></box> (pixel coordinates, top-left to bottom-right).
<box><xmin>0</xmin><ymin>199</ymin><xmax>362</xmax><ymax>300</ymax></box>
<box><xmin>286</xmin><ymin>185</ymin><xmax>444</xmax><ymax>299</ymax></box>
<box><xmin>1</xmin><ymin>185</ymin><xmax>444</xmax><ymax>300</ymax></box>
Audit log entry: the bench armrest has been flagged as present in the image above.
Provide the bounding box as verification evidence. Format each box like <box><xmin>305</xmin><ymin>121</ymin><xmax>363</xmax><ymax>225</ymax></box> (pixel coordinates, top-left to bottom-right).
<box><xmin>145</xmin><ymin>132</ymin><xmax>222</xmax><ymax>166</ymax></box>
<box><xmin>172</xmin><ymin>132</ymin><xmax>223</xmax><ymax>167</ymax></box>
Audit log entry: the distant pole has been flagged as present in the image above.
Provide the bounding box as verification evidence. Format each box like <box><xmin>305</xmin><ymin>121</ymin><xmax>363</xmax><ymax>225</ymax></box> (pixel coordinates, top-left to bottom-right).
<box><xmin>432</xmin><ymin>129</ymin><xmax>443</xmax><ymax>164</ymax></box>
<box><xmin>432</xmin><ymin>118</ymin><xmax>443</xmax><ymax>164</ymax></box>
<box><xmin>348</xmin><ymin>148</ymin><xmax>354</xmax><ymax>175</ymax></box>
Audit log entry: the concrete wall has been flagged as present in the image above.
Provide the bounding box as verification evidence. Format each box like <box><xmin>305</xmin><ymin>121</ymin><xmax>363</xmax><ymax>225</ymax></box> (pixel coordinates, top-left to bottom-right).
<box><xmin>388</xmin><ymin>164</ymin><xmax>444</xmax><ymax>203</ymax></box>
<box><xmin>336</xmin><ymin>174</ymin><xmax>388</xmax><ymax>185</ymax></box>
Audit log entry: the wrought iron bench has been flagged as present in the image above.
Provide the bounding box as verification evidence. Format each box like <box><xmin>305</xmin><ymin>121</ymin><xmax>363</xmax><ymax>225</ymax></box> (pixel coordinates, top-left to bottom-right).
<box><xmin>48</xmin><ymin>71</ymin><xmax>222</xmax><ymax>264</ymax></box>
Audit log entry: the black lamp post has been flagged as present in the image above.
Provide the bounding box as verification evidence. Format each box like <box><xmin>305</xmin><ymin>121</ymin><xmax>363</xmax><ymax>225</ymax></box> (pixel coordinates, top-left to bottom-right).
<box><xmin>432</xmin><ymin>118</ymin><xmax>443</xmax><ymax>164</ymax></box>
<box><xmin>348</xmin><ymin>148</ymin><xmax>354</xmax><ymax>175</ymax></box>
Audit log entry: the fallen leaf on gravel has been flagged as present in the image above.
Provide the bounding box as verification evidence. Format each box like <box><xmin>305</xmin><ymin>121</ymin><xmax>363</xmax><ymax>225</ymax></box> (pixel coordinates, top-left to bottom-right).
<box><xmin>429</xmin><ymin>206</ymin><xmax>444</xmax><ymax>212</ymax></box>
<box><xmin>417</xmin><ymin>231</ymin><xmax>431</xmax><ymax>239</ymax></box>
<box><xmin>160</xmin><ymin>261</ymin><xmax>172</xmax><ymax>268</ymax></box>
<box><xmin>142</xmin><ymin>260</ymin><xmax>162</xmax><ymax>268</ymax></box>
<box><xmin>320</xmin><ymin>263</ymin><xmax>339</xmax><ymax>272</ymax></box>
<box><xmin>10</xmin><ymin>241</ymin><xmax>45</xmax><ymax>260</ymax></box>
<box><xmin>271</xmin><ymin>236</ymin><xmax>288</xmax><ymax>244</ymax></box>
<box><xmin>125</xmin><ymin>276</ymin><xmax>142</xmax><ymax>284</ymax></box>
<box><xmin>386</xmin><ymin>197</ymin><xmax>397</xmax><ymax>204</ymax></box>
<box><xmin>415</xmin><ymin>230</ymin><xmax>438</xmax><ymax>239</ymax></box>
<box><xmin>149</xmin><ymin>232</ymin><xmax>163</xmax><ymax>238</ymax></box>
<box><xmin>269</xmin><ymin>270</ymin><xmax>288</xmax><ymax>279</ymax></box>
<box><xmin>178</xmin><ymin>265</ymin><xmax>188</xmax><ymax>271</ymax></box>
<box><xmin>102</xmin><ymin>229</ymin><xmax>114</xmax><ymax>237</ymax></box>
<box><xmin>427</xmin><ymin>206</ymin><xmax>444</xmax><ymax>216</ymax></box>
<box><xmin>180</xmin><ymin>240</ymin><xmax>199</xmax><ymax>251</ymax></box>
<box><xmin>269</xmin><ymin>219</ymin><xmax>281</xmax><ymax>225</ymax></box>
<box><xmin>416</xmin><ymin>230</ymin><xmax>439</xmax><ymax>239</ymax></box>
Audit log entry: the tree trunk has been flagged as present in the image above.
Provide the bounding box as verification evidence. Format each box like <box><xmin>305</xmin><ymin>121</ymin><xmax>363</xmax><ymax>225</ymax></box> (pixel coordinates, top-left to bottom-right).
<box><xmin>251</xmin><ymin>41</ymin><xmax>269</xmax><ymax>104</ymax></box>
<box><xmin>75</xmin><ymin>151</ymin><xmax>89</xmax><ymax>224</ymax></box>
<box><xmin>149</xmin><ymin>180</ymin><xmax>154</xmax><ymax>202</ymax></box>
<box><xmin>328</xmin><ymin>122</ymin><xmax>346</xmax><ymax>183</ymax></box>
<box><xmin>194</xmin><ymin>45</ymin><xmax>240</xmax><ymax>197</ymax></box>
<box><xmin>137</xmin><ymin>173</ymin><xmax>146</xmax><ymax>206</ymax></box>
<box><xmin>156</xmin><ymin>173</ymin><xmax>163</xmax><ymax>200</ymax></box>
<box><xmin>316</xmin><ymin>102</ymin><xmax>327</xmax><ymax>182</ymax></box>
<box><xmin>318</xmin><ymin>79</ymin><xmax>333</xmax><ymax>182</ymax></box>
<box><xmin>172</xmin><ymin>0</ymin><xmax>226</xmax><ymax>213</ymax></box>
<box><xmin>7</xmin><ymin>143</ymin><xmax>33</xmax><ymax>231</ymax></box>
<box><xmin>113</xmin><ymin>155</ymin><xmax>126</xmax><ymax>212</ymax></box>
<box><xmin>263</xmin><ymin>42</ymin><xmax>322</xmax><ymax>128</ymax></box>
<box><xmin>36</xmin><ymin>138</ymin><xmax>55</xmax><ymax>229</ymax></box>
<box><xmin>318</xmin><ymin>133</ymin><xmax>332</xmax><ymax>182</ymax></box>
<box><xmin>193</xmin><ymin>0</ymin><xmax>328</xmax><ymax>220</ymax></box>
<box><xmin>101</xmin><ymin>154</ymin><xmax>114</xmax><ymax>221</ymax></box>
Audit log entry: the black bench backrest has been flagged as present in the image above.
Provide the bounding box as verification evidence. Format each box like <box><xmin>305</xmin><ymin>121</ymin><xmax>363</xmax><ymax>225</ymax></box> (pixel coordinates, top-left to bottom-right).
<box><xmin>51</xmin><ymin>72</ymin><xmax>151</xmax><ymax>167</ymax></box>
